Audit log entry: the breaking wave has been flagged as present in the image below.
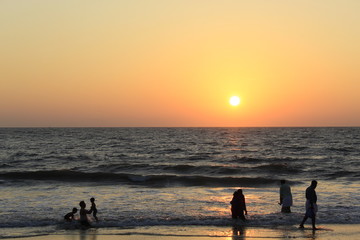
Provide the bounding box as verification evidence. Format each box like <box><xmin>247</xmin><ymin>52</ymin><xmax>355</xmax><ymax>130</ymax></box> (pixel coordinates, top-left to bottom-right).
<box><xmin>0</xmin><ymin>170</ymin><xmax>284</xmax><ymax>187</ymax></box>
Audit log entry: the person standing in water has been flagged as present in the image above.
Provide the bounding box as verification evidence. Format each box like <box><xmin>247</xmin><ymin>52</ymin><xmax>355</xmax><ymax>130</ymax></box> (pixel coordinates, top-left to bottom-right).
<box><xmin>90</xmin><ymin>197</ymin><xmax>98</xmax><ymax>221</ymax></box>
<box><xmin>299</xmin><ymin>180</ymin><xmax>318</xmax><ymax>230</ymax></box>
<box><xmin>279</xmin><ymin>180</ymin><xmax>293</xmax><ymax>213</ymax></box>
<box><xmin>230</xmin><ymin>189</ymin><xmax>247</xmax><ymax>221</ymax></box>
<box><xmin>79</xmin><ymin>201</ymin><xmax>92</xmax><ymax>227</ymax></box>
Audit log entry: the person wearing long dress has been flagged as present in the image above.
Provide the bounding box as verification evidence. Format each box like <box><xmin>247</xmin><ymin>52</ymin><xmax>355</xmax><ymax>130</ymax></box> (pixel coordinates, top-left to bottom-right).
<box><xmin>279</xmin><ymin>180</ymin><xmax>293</xmax><ymax>213</ymax></box>
<box><xmin>230</xmin><ymin>189</ymin><xmax>247</xmax><ymax>220</ymax></box>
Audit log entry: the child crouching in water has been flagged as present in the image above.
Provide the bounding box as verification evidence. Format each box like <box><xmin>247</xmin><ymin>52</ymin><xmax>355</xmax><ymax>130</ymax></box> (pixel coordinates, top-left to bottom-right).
<box><xmin>64</xmin><ymin>207</ymin><xmax>78</xmax><ymax>222</ymax></box>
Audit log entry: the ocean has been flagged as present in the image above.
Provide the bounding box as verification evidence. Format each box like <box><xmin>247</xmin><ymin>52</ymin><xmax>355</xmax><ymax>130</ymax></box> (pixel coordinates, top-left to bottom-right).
<box><xmin>0</xmin><ymin>127</ymin><xmax>359</xmax><ymax>238</ymax></box>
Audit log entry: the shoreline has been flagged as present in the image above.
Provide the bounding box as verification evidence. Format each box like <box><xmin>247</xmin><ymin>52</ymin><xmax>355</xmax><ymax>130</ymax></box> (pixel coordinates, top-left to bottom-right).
<box><xmin>3</xmin><ymin>224</ymin><xmax>360</xmax><ymax>240</ymax></box>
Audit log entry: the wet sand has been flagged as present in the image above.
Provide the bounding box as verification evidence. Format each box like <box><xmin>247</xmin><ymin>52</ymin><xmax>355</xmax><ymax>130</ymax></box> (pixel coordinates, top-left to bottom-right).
<box><xmin>6</xmin><ymin>224</ymin><xmax>360</xmax><ymax>240</ymax></box>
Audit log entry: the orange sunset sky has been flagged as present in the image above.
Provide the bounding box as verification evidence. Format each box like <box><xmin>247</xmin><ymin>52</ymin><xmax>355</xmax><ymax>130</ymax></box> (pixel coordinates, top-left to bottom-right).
<box><xmin>1</xmin><ymin>0</ymin><xmax>359</xmax><ymax>127</ymax></box>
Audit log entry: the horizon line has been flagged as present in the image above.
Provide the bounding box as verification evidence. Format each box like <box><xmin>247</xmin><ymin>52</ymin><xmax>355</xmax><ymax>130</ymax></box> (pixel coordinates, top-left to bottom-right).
<box><xmin>0</xmin><ymin>126</ymin><xmax>359</xmax><ymax>128</ymax></box>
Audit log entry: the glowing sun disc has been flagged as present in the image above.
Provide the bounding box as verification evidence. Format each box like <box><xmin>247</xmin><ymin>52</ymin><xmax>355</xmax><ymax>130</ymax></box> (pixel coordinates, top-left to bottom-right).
<box><xmin>229</xmin><ymin>96</ymin><xmax>241</xmax><ymax>106</ymax></box>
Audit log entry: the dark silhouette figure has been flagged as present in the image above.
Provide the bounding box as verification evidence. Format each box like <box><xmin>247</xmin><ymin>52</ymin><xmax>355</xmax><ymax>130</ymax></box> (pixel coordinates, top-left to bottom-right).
<box><xmin>230</xmin><ymin>189</ymin><xmax>247</xmax><ymax>220</ymax></box>
<box><xmin>279</xmin><ymin>180</ymin><xmax>293</xmax><ymax>213</ymax></box>
<box><xmin>64</xmin><ymin>207</ymin><xmax>78</xmax><ymax>222</ymax></box>
<box><xmin>300</xmin><ymin>180</ymin><xmax>318</xmax><ymax>230</ymax></box>
<box><xmin>79</xmin><ymin>201</ymin><xmax>92</xmax><ymax>227</ymax></box>
<box><xmin>90</xmin><ymin>197</ymin><xmax>98</xmax><ymax>221</ymax></box>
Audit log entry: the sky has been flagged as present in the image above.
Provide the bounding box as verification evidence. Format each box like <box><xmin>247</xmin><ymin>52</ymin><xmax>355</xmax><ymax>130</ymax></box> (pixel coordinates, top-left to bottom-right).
<box><xmin>1</xmin><ymin>0</ymin><xmax>359</xmax><ymax>127</ymax></box>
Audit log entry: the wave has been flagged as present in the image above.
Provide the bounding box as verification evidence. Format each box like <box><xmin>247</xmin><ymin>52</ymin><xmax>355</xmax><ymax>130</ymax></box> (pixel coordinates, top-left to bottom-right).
<box><xmin>326</xmin><ymin>147</ymin><xmax>355</xmax><ymax>153</ymax></box>
<box><xmin>95</xmin><ymin>162</ymin><xmax>302</xmax><ymax>176</ymax></box>
<box><xmin>323</xmin><ymin>170</ymin><xmax>359</xmax><ymax>179</ymax></box>
<box><xmin>188</xmin><ymin>154</ymin><xmax>211</xmax><ymax>160</ymax></box>
<box><xmin>285</xmin><ymin>146</ymin><xmax>309</xmax><ymax>151</ymax></box>
<box><xmin>0</xmin><ymin>163</ymin><xmax>12</xmax><ymax>168</ymax></box>
<box><xmin>229</xmin><ymin>156</ymin><xmax>300</xmax><ymax>164</ymax></box>
<box><xmin>0</xmin><ymin>211</ymin><xmax>359</xmax><ymax>230</ymax></box>
<box><xmin>0</xmin><ymin>170</ymin><xmax>282</xmax><ymax>187</ymax></box>
<box><xmin>253</xmin><ymin>163</ymin><xmax>302</xmax><ymax>174</ymax></box>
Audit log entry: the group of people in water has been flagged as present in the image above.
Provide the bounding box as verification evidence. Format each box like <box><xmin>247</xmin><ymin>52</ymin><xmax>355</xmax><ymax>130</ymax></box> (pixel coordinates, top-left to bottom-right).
<box><xmin>64</xmin><ymin>180</ymin><xmax>319</xmax><ymax>230</ymax></box>
<box><xmin>64</xmin><ymin>197</ymin><xmax>98</xmax><ymax>226</ymax></box>
<box><xmin>230</xmin><ymin>180</ymin><xmax>319</xmax><ymax>230</ymax></box>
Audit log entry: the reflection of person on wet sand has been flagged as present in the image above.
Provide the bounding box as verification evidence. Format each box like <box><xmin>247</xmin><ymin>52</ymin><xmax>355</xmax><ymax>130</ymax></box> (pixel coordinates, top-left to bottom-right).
<box><xmin>232</xmin><ymin>225</ymin><xmax>246</xmax><ymax>239</ymax></box>
<box><xmin>80</xmin><ymin>228</ymin><xmax>97</xmax><ymax>240</ymax></box>
<box><xmin>230</xmin><ymin>189</ymin><xmax>247</xmax><ymax>221</ymax></box>
<box><xmin>79</xmin><ymin>201</ymin><xmax>92</xmax><ymax>227</ymax></box>
<box><xmin>279</xmin><ymin>180</ymin><xmax>293</xmax><ymax>213</ymax></box>
<box><xmin>299</xmin><ymin>180</ymin><xmax>318</xmax><ymax>230</ymax></box>
<box><xmin>64</xmin><ymin>207</ymin><xmax>77</xmax><ymax>222</ymax></box>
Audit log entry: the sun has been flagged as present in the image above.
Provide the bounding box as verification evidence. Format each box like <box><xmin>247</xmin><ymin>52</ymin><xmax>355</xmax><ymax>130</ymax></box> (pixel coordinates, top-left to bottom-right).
<box><xmin>229</xmin><ymin>96</ymin><xmax>241</xmax><ymax>106</ymax></box>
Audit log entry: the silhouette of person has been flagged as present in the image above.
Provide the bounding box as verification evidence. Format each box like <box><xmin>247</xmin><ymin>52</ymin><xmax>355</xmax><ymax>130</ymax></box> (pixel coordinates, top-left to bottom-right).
<box><xmin>300</xmin><ymin>180</ymin><xmax>318</xmax><ymax>230</ymax></box>
<box><xmin>90</xmin><ymin>197</ymin><xmax>98</xmax><ymax>221</ymax></box>
<box><xmin>64</xmin><ymin>207</ymin><xmax>78</xmax><ymax>222</ymax></box>
<box><xmin>230</xmin><ymin>189</ymin><xmax>247</xmax><ymax>220</ymax></box>
<box><xmin>279</xmin><ymin>180</ymin><xmax>293</xmax><ymax>213</ymax></box>
<box><xmin>79</xmin><ymin>201</ymin><xmax>92</xmax><ymax>227</ymax></box>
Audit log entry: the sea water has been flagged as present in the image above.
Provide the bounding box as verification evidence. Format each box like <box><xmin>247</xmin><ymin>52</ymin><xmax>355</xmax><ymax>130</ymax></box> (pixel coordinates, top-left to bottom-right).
<box><xmin>0</xmin><ymin>127</ymin><xmax>359</xmax><ymax>238</ymax></box>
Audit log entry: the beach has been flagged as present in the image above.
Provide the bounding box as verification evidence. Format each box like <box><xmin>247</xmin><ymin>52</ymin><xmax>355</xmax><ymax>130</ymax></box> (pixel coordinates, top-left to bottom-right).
<box><xmin>1</xmin><ymin>128</ymin><xmax>359</xmax><ymax>239</ymax></box>
<box><xmin>6</xmin><ymin>224</ymin><xmax>360</xmax><ymax>240</ymax></box>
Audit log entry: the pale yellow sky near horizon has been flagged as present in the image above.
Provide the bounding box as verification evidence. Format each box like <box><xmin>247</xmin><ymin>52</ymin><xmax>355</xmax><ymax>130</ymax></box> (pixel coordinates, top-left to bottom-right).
<box><xmin>1</xmin><ymin>0</ymin><xmax>359</xmax><ymax>127</ymax></box>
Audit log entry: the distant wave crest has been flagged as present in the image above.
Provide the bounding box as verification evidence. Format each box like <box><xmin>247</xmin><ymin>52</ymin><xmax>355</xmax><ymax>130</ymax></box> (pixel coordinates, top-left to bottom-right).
<box><xmin>0</xmin><ymin>170</ymin><xmax>282</xmax><ymax>187</ymax></box>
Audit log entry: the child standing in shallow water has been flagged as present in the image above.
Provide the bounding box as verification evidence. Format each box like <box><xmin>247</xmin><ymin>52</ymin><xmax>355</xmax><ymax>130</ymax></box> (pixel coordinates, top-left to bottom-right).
<box><xmin>90</xmin><ymin>197</ymin><xmax>98</xmax><ymax>221</ymax></box>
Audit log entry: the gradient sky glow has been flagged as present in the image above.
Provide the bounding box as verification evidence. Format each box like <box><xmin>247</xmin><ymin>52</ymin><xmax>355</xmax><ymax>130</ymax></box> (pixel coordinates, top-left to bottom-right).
<box><xmin>1</xmin><ymin>0</ymin><xmax>359</xmax><ymax>127</ymax></box>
